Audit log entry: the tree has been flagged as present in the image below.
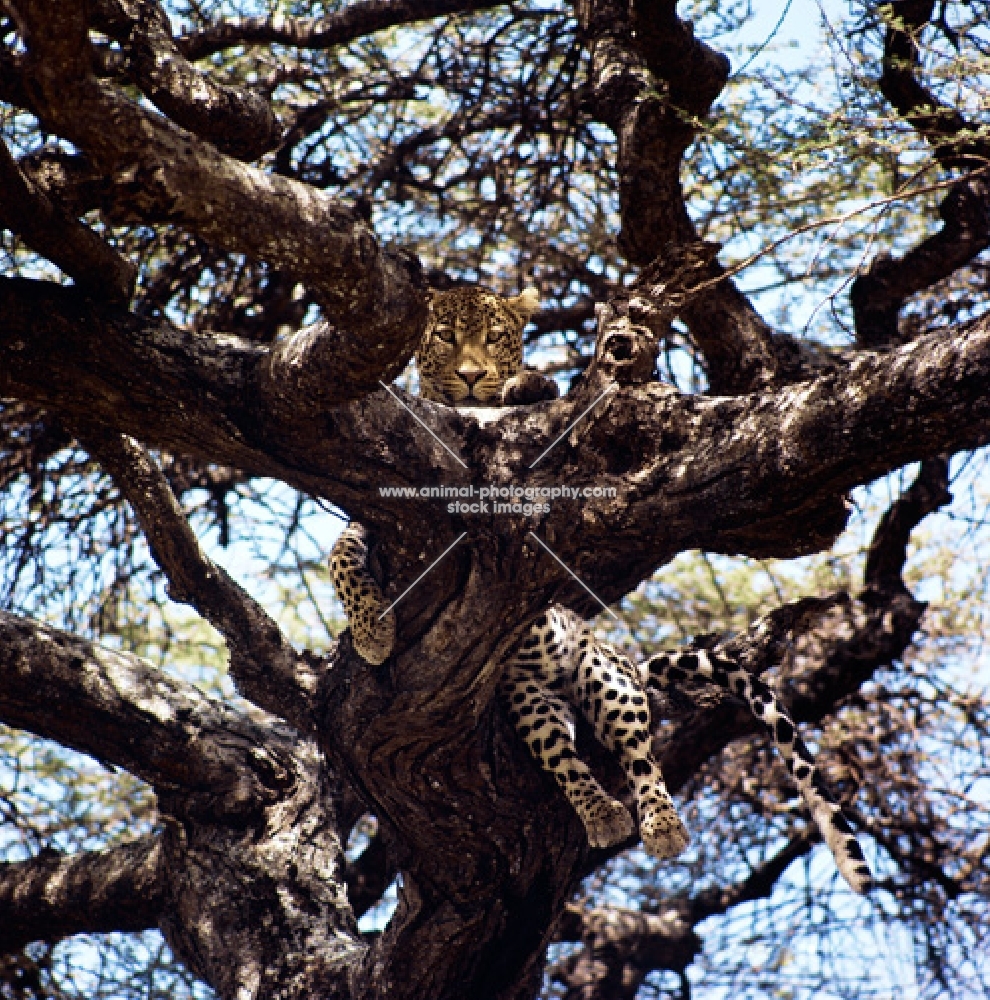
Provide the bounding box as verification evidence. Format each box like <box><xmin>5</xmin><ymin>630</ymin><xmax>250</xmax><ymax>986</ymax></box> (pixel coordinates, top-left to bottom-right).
<box><xmin>1</xmin><ymin>0</ymin><xmax>989</xmax><ymax>997</ymax></box>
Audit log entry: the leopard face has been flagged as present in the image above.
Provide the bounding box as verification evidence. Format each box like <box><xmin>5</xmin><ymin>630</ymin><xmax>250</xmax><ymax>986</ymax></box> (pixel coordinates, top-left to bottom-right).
<box><xmin>416</xmin><ymin>287</ymin><xmax>540</xmax><ymax>405</ymax></box>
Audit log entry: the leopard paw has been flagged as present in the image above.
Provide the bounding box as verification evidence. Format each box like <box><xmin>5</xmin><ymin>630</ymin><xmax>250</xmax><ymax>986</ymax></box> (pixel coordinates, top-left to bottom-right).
<box><xmin>501</xmin><ymin>371</ymin><xmax>559</xmax><ymax>406</ymax></box>
<box><xmin>639</xmin><ymin>804</ymin><xmax>690</xmax><ymax>859</ymax></box>
<box><xmin>351</xmin><ymin>605</ymin><xmax>396</xmax><ymax>665</ymax></box>
<box><xmin>583</xmin><ymin>799</ymin><xmax>635</xmax><ymax>849</ymax></box>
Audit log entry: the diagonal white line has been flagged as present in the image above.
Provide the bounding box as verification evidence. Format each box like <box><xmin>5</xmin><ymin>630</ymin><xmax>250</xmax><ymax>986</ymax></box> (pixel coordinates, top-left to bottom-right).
<box><xmin>379</xmin><ymin>381</ymin><xmax>468</xmax><ymax>469</ymax></box>
<box><xmin>528</xmin><ymin>383</ymin><xmax>618</xmax><ymax>469</ymax></box>
<box><xmin>527</xmin><ymin>531</ymin><xmax>619</xmax><ymax>620</ymax></box>
<box><xmin>378</xmin><ymin>532</ymin><xmax>468</xmax><ymax>620</ymax></box>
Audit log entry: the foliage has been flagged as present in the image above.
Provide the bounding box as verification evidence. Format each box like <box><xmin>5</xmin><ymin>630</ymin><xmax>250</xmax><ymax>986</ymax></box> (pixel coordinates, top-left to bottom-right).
<box><xmin>2</xmin><ymin>0</ymin><xmax>990</xmax><ymax>997</ymax></box>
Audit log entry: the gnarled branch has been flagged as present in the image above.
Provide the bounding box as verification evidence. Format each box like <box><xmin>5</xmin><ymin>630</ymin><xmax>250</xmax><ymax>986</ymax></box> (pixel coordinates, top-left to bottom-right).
<box><xmin>78</xmin><ymin>428</ymin><xmax>317</xmax><ymax>732</ymax></box>
<box><xmin>10</xmin><ymin>0</ymin><xmax>427</xmax><ymax>384</ymax></box>
<box><xmin>0</xmin><ymin>837</ymin><xmax>164</xmax><ymax>952</ymax></box>
<box><xmin>92</xmin><ymin>0</ymin><xmax>282</xmax><ymax>160</ymax></box>
<box><xmin>0</xmin><ymin>609</ymin><xmax>294</xmax><ymax>815</ymax></box>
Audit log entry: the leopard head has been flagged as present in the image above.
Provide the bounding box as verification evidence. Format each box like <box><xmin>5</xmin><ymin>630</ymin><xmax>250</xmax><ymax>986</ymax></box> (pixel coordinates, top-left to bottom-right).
<box><xmin>416</xmin><ymin>286</ymin><xmax>540</xmax><ymax>405</ymax></box>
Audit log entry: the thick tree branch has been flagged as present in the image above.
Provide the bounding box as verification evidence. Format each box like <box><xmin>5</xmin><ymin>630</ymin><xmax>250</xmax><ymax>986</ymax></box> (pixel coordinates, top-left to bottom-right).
<box><xmin>659</xmin><ymin>593</ymin><xmax>927</xmax><ymax>801</ymax></box>
<box><xmin>0</xmin><ymin>39</ymin><xmax>32</xmax><ymax>110</ymax></box>
<box><xmin>78</xmin><ymin>428</ymin><xmax>318</xmax><ymax>732</ymax></box>
<box><xmin>576</xmin><ymin>2</ymin><xmax>801</xmax><ymax>394</ymax></box>
<box><xmin>176</xmin><ymin>0</ymin><xmax>504</xmax><ymax>61</ymax></box>
<box><xmin>576</xmin><ymin>0</ymin><xmax>711</xmax><ymax>261</ymax></box>
<box><xmin>0</xmin><ymin>610</ymin><xmax>294</xmax><ymax>815</ymax></box>
<box><xmin>9</xmin><ymin>0</ymin><xmax>427</xmax><ymax>387</ymax></box>
<box><xmin>785</xmin><ymin>458</ymin><xmax>951</xmax><ymax>722</ymax></box>
<box><xmin>0</xmin><ymin>138</ymin><xmax>135</xmax><ymax>302</ymax></box>
<box><xmin>0</xmin><ymin>836</ymin><xmax>164</xmax><ymax>952</ymax></box>
<box><xmin>0</xmin><ymin>609</ymin><xmax>363</xmax><ymax>998</ymax></box>
<box><xmin>631</xmin><ymin>242</ymin><xmax>813</xmax><ymax>393</ymax></box>
<box><xmin>91</xmin><ymin>0</ymin><xmax>282</xmax><ymax>160</ymax></box>
<box><xmin>12</xmin><ymin>148</ymin><xmax>113</xmax><ymax>219</ymax></box>
<box><xmin>550</xmin><ymin>834</ymin><xmax>812</xmax><ymax>996</ymax></box>
<box><xmin>0</xmin><ymin>277</ymin><xmax>438</xmax><ymax>485</ymax></box>
<box><xmin>156</xmin><ymin>737</ymin><xmax>363</xmax><ymax>1000</ymax></box>
<box><xmin>2</xmin><ymin>275</ymin><xmax>988</xmax><ymax>607</ymax></box>
<box><xmin>628</xmin><ymin>0</ymin><xmax>728</xmax><ymax>117</ymax></box>
<box><xmin>537</xmin><ymin>316</ymin><xmax>988</xmax><ymax>606</ymax></box>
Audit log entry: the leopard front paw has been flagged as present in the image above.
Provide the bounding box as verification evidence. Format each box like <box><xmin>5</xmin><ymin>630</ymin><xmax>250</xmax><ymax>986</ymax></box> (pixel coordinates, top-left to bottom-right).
<box><xmin>351</xmin><ymin>605</ymin><xmax>396</xmax><ymax>665</ymax></box>
<box><xmin>501</xmin><ymin>371</ymin><xmax>559</xmax><ymax>406</ymax></box>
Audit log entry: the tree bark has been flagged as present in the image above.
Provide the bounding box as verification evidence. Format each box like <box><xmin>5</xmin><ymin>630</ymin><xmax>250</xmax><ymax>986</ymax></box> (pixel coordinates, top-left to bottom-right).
<box><xmin>2</xmin><ymin>0</ymin><xmax>988</xmax><ymax>996</ymax></box>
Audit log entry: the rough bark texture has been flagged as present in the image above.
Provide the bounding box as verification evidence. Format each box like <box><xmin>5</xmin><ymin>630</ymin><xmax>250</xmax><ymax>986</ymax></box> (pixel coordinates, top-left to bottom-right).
<box><xmin>1</xmin><ymin>0</ymin><xmax>988</xmax><ymax>996</ymax></box>
<box><xmin>0</xmin><ymin>838</ymin><xmax>165</xmax><ymax>952</ymax></box>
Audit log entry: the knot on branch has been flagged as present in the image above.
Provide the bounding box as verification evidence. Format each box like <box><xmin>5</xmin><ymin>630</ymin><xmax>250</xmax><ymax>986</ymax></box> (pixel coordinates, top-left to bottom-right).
<box><xmin>590</xmin><ymin>40</ymin><xmax>657</xmax><ymax>120</ymax></box>
<box><xmin>595</xmin><ymin>316</ymin><xmax>659</xmax><ymax>384</ymax></box>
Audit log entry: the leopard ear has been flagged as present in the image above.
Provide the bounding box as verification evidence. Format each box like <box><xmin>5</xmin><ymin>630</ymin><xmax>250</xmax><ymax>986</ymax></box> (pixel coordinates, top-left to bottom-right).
<box><xmin>507</xmin><ymin>287</ymin><xmax>540</xmax><ymax>321</ymax></box>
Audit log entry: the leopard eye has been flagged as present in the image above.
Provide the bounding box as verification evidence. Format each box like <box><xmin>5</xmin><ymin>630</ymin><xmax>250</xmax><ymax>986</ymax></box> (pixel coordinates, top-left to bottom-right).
<box><xmin>486</xmin><ymin>325</ymin><xmax>505</xmax><ymax>344</ymax></box>
<box><xmin>433</xmin><ymin>324</ymin><xmax>455</xmax><ymax>344</ymax></box>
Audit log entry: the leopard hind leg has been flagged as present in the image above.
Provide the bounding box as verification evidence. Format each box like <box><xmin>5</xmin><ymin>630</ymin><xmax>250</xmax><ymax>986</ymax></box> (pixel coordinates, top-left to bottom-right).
<box><xmin>570</xmin><ymin>633</ymin><xmax>689</xmax><ymax>859</ymax></box>
<box><xmin>329</xmin><ymin>522</ymin><xmax>396</xmax><ymax>665</ymax></box>
<box><xmin>501</xmin><ymin>629</ymin><xmax>634</xmax><ymax>850</ymax></box>
<box><xmin>645</xmin><ymin>649</ymin><xmax>874</xmax><ymax>894</ymax></box>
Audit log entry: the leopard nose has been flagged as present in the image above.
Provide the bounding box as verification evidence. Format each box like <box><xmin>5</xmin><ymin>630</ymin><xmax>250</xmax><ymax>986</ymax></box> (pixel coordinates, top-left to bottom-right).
<box><xmin>459</xmin><ymin>367</ymin><xmax>485</xmax><ymax>388</ymax></box>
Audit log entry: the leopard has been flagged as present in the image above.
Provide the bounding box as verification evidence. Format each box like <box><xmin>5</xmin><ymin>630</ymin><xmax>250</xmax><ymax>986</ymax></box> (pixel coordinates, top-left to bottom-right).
<box><xmin>503</xmin><ymin>607</ymin><xmax>874</xmax><ymax>894</ymax></box>
<box><xmin>330</xmin><ymin>285</ymin><xmax>553</xmax><ymax>664</ymax></box>
<box><xmin>416</xmin><ymin>286</ymin><xmax>543</xmax><ymax>406</ymax></box>
<box><xmin>329</xmin><ymin>287</ymin><xmax>873</xmax><ymax>894</ymax></box>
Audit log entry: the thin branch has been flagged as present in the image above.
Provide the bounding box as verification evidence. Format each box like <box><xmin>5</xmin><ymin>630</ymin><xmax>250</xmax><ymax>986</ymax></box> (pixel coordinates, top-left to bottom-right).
<box><xmin>0</xmin><ymin>137</ymin><xmax>135</xmax><ymax>302</ymax></box>
<box><xmin>177</xmin><ymin>0</ymin><xmax>505</xmax><ymax>61</ymax></box>
<box><xmin>865</xmin><ymin>457</ymin><xmax>951</xmax><ymax>592</ymax></box>
<box><xmin>77</xmin><ymin>428</ymin><xmax>318</xmax><ymax>732</ymax></box>
<box><xmin>688</xmin><ymin>829</ymin><xmax>815</xmax><ymax>922</ymax></box>
<box><xmin>632</xmin><ymin>241</ymin><xmax>791</xmax><ymax>393</ymax></box>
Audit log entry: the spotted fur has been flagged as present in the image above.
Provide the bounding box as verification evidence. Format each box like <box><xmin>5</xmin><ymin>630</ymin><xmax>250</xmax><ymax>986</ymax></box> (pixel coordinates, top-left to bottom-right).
<box><xmin>642</xmin><ymin>641</ymin><xmax>874</xmax><ymax>893</ymax></box>
<box><xmin>328</xmin><ymin>289</ymin><xmax>872</xmax><ymax>892</ymax></box>
<box><xmin>329</xmin><ymin>523</ymin><xmax>395</xmax><ymax>666</ymax></box>
<box><xmin>501</xmin><ymin>608</ymin><xmax>688</xmax><ymax>857</ymax></box>
<box><xmin>502</xmin><ymin>608</ymin><xmax>873</xmax><ymax>893</ymax></box>
<box><xmin>330</xmin><ymin>286</ymin><xmax>543</xmax><ymax>664</ymax></box>
<box><xmin>416</xmin><ymin>286</ymin><xmax>541</xmax><ymax>405</ymax></box>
